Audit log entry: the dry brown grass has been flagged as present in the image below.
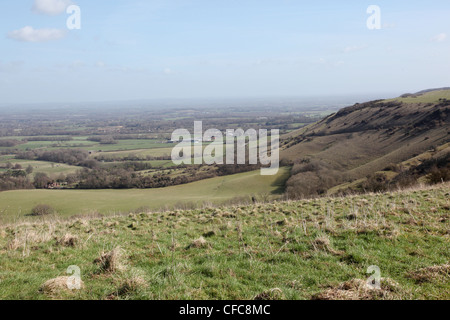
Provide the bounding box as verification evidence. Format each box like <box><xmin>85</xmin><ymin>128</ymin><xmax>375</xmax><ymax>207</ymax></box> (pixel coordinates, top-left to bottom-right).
<box><xmin>6</xmin><ymin>228</ymin><xmax>54</xmax><ymax>255</ymax></box>
<box><xmin>186</xmin><ymin>237</ymin><xmax>208</xmax><ymax>249</ymax></box>
<box><xmin>57</xmin><ymin>234</ymin><xmax>79</xmax><ymax>247</ymax></box>
<box><xmin>254</xmin><ymin>288</ymin><xmax>285</xmax><ymax>300</ymax></box>
<box><xmin>94</xmin><ymin>247</ymin><xmax>126</xmax><ymax>273</ymax></box>
<box><xmin>105</xmin><ymin>267</ymin><xmax>149</xmax><ymax>300</ymax></box>
<box><xmin>312</xmin><ymin>278</ymin><xmax>402</xmax><ymax>300</ymax></box>
<box><xmin>312</xmin><ymin>235</ymin><xmax>343</xmax><ymax>255</ymax></box>
<box><xmin>40</xmin><ymin>276</ymin><xmax>85</xmax><ymax>296</ymax></box>
<box><xmin>116</xmin><ymin>276</ymin><xmax>147</xmax><ymax>296</ymax></box>
<box><xmin>408</xmin><ymin>264</ymin><xmax>450</xmax><ymax>283</ymax></box>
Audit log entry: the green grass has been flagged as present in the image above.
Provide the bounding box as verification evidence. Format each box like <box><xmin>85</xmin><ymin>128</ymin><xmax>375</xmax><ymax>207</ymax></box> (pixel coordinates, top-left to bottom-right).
<box><xmin>94</xmin><ymin>147</ymin><xmax>175</xmax><ymax>159</ymax></box>
<box><xmin>0</xmin><ymin>183</ymin><xmax>448</xmax><ymax>300</ymax></box>
<box><xmin>0</xmin><ymin>168</ymin><xmax>290</xmax><ymax>222</ymax></box>
<box><xmin>138</xmin><ymin>160</ymin><xmax>178</xmax><ymax>168</ymax></box>
<box><xmin>81</xmin><ymin>139</ymin><xmax>172</xmax><ymax>152</ymax></box>
<box><xmin>388</xmin><ymin>89</ymin><xmax>450</xmax><ymax>104</ymax></box>
<box><xmin>0</xmin><ymin>160</ymin><xmax>80</xmax><ymax>178</ymax></box>
<box><xmin>0</xmin><ymin>141</ymin><xmax>97</xmax><ymax>152</ymax></box>
<box><xmin>0</xmin><ymin>137</ymin><xmax>172</xmax><ymax>153</ymax></box>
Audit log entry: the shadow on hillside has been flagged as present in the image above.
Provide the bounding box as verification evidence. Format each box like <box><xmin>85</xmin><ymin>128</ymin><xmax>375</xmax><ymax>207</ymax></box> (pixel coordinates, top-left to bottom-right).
<box><xmin>270</xmin><ymin>167</ymin><xmax>291</xmax><ymax>194</ymax></box>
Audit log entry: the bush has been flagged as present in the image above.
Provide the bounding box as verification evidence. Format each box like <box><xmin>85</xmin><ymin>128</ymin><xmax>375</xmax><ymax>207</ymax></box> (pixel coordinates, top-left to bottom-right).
<box><xmin>383</xmin><ymin>164</ymin><xmax>399</xmax><ymax>172</ymax></box>
<box><xmin>392</xmin><ymin>171</ymin><xmax>417</xmax><ymax>188</ymax></box>
<box><xmin>286</xmin><ymin>168</ymin><xmax>342</xmax><ymax>199</ymax></box>
<box><xmin>33</xmin><ymin>172</ymin><xmax>51</xmax><ymax>189</ymax></box>
<box><xmin>31</xmin><ymin>204</ymin><xmax>56</xmax><ymax>216</ymax></box>
<box><xmin>426</xmin><ymin>167</ymin><xmax>450</xmax><ymax>184</ymax></box>
<box><xmin>360</xmin><ymin>173</ymin><xmax>389</xmax><ymax>192</ymax></box>
<box><xmin>0</xmin><ymin>139</ymin><xmax>22</xmax><ymax>147</ymax></box>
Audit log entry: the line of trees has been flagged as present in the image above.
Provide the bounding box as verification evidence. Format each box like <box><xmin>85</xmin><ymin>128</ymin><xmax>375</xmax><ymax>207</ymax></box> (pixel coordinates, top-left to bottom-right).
<box><xmin>23</xmin><ymin>137</ymin><xmax>73</xmax><ymax>141</ymax></box>
<box><xmin>1</xmin><ymin>161</ymin><xmax>260</xmax><ymax>191</ymax></box>
<box><xmin>0</xmin><ymin>166</ymin><xmax>35</xmax><ymax>191</ymax></box>
<box><xmin>72</xmin><ymin>163</ymin><xmax>260</xmax><ymax>189</ymax></box>
<box><xmin>94</xmin><ymin>154</ymin><xmax>172</xmax><ymax>162</ymax></box>
<box><xmin>15</xmin><ymin>149</ymin><xmax>90</xmax><ymax>166</ymax></box>
<box><xmin>0</xmin><ymin>140</ymin><xmax>24</xmax><ymax>147</ymax></box>
<box><xmin>87</xmin><ymin>136</ymin><xmax>118</xmax><ymax>144</ymax></box>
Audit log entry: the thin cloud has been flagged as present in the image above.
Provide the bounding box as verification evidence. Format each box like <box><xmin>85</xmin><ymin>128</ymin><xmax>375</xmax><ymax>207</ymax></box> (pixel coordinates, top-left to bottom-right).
<box><xmin>32</xmin><ymin>0</ymin><xmax>73</xmax><ymax>16</ymax></box>
<box><xmin>164</xmin><ymin>68</ymin><xmax>175</xmax><ymax>75</ymax></box>
<box><xmin>431</xmin><ymin>33</ymin><xmax>447</xmax><ymax>42</ymax></box>
<box><xmin>95</xmin><ymin>61</ymin><xmax>106</xmax><ymax>68</ymax></box>
<box><xmin>69</xmin><ymin>60</ymin><xmax>85</xmax><ymax>69</ymax></box>
<box><xmin>8</xmin><ymin>26</ymin><xmax>66</xmax><ymax>43</ymax></box>
<box><xmin>0</xmin><ymin>61</ymin><xmax>24</xmax><ymax>73</ymax></box>
<box><xmin>343</xmin><ymin>45</ymin><xmax>368</xmax><ymax>53</ymax></box>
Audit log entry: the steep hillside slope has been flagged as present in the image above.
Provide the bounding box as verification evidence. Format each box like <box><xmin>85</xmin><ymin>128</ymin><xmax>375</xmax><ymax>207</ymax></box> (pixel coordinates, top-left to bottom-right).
<box><xmin>281</xmin><ymin>89</ymin><xmax>450</xmax><ymax>197</ymax></box>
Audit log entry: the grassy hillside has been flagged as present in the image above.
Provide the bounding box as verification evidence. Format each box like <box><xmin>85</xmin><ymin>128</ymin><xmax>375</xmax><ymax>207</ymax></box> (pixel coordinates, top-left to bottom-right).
<box><xmin>0</xmin><ymin>167</ymin><xmax>290</xmax><ymax>223</ymax></box>
<box><xmin>328</xmin><ymin>142</ymin><xmax>450</xmax><ymax>195</ymax></box>
<box><xmin>281</xmin><ymin>88</ymin><xmax>450</xmax><ymax>197</ymax></box>
<box><xmin>388</xmin><ymin>88</ymin><xmax>450</xmax><ymax>104</ymax></box>
<box><xmin>0</xmin><ymin>183</ymin><xmax>448</xmax><ymax>300</ymax></box>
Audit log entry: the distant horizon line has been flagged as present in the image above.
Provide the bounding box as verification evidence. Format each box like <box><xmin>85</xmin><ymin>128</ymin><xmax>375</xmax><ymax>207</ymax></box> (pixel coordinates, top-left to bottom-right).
<box><xmin>2</xmin><ymin>86</ymin><xmax>449</xmax><ymax>108</ymax></box>
<box><xmin>0</xmin><ymin>91</ymin><xmax>408</xmax><ymax>108</ymax></box>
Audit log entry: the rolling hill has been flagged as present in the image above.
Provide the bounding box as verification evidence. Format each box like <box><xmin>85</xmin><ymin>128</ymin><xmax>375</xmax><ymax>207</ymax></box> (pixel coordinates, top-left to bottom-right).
<box><xmin>281</xmin><ymin>88</ymin><xmax>450</xmax><ymax>197</ymax></box>
<box><xmin>0</xmin><ymin>167</ymin><xmax>289</xmax><ymax>223</ymax></box>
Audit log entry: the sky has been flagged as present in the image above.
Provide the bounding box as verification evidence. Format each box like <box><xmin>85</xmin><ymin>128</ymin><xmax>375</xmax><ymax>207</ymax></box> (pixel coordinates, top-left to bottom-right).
<box><xmin>0</xmin><ymin>0</ymin><xmax>449</xmax><ymax>104</ymax></box>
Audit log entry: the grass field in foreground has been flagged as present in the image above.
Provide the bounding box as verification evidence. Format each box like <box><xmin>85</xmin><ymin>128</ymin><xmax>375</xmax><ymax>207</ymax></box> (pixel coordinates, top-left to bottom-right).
<box><xmin>0</xmin><ymin>167</ymin><xmax>290</xmax><ymax>222</ymax></box>
<box><xmin>0</xmin><ymin>183</ymin><xmax>448</xmax><ymax>300</ymax></box>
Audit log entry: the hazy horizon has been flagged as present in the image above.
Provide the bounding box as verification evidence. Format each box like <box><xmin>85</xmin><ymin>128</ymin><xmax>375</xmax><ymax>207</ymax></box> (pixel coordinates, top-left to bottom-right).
<box><xmin>0</xmin><ymin>91</ymin><xmax>405</xmax><ymax>111</ymax></box>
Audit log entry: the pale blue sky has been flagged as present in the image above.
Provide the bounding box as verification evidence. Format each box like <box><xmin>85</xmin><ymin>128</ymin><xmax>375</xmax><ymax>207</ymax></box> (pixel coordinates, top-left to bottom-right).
<box><xmin>1</xmin><ymin>0</ymin><xmax>449</xmax><ymax>104</ymax></box>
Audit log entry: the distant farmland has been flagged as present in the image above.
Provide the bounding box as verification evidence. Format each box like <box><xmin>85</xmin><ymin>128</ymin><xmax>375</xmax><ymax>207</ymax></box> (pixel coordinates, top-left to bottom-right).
<box><xmin>0</xmin><ymin>167</ymin><xmax>289</xmax><ymax>222</ymax></box>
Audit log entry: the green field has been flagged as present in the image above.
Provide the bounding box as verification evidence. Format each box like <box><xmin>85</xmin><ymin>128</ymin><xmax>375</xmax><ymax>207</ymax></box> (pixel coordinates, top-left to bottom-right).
<box><xmin>94</xmin><ymin>143</ymin><xmax>221</xmax><ymax>159</ymax></box>
<box><xmin>0</xmin><ymin>167</ymin><xmax>290</xmax><ymax>222</ymax></box>
<box><xmin>80</xmin><ymin>139</ymin><xmax>172</xmax><ymax>152</ymax></box>
<box><xmin>94</xmin><ymin>147</ymin><xmax>174</xmax><ymax>159</ymax></box>
<box><xmin>0</xmin><ymin>137</ymin><xmax>172</xmax><ymax>153</ymax></box>
<box><xmin>389</xmin><ymin>89</ymin><xmax>450</xmax><ymax>104</ymax></box>
<box><xmin>2</xmin><ymin>160</ymin><xmax>80</xmax><ymax>178</ymax></box>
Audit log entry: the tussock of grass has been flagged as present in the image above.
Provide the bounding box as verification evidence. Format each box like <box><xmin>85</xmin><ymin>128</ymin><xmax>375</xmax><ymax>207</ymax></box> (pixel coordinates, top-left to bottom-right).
<box><xmin>408</xmin><ymin>264</ymin><xmax>450</xmax><ymax>283</ymax></box>
<box><xmin>107</xmin><ymin>275</ymin><xmax>148</xmax><ymax>300</ymax></box>
<box><xmin>311</xmin><ymin>235</ymin><xmax>344</xmax><ymax>256</ymax></box>
<box><xmin>312</xmin><ymin>278</ymin><xmax>402</xmax><ymax>300</ymax></box>
<box><xmin>40</xmin><ymin>276</ymin><xmax>85</xmax><ymax>296</ymax></box>
<box><xmin>57</xmin><ymin>234</ymin><xmax>79</xmax><ymax>247</ymax></box>
<box><xmin>94</xmin><ymin>247</ymin><xmax>126</xmax><ymax>273</ymax></box>
<box><xmin>254</xmin><ymin>288</ymin><xmax>285</xmax><ymax>300</ymax></box>
<box><xmin>187</xmin><ymin>237</ymin><xmax>208</xmax><ymax>249</ymax></box>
